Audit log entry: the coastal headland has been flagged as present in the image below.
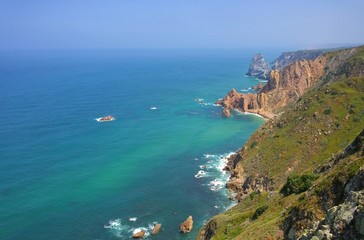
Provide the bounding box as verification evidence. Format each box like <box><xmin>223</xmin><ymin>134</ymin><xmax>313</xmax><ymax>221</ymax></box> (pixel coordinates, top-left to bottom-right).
<box><xmin>199</xmin><ymin>46</ymin><xmax>364</xmax><ymax>239</ymax></box>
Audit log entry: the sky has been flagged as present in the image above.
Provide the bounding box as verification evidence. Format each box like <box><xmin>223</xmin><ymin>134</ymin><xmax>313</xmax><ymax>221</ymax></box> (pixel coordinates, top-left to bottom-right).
<box><xmin>0</xmin><ymin>0</ymin><xmax>363</xmax><ymax>49</ymax></box>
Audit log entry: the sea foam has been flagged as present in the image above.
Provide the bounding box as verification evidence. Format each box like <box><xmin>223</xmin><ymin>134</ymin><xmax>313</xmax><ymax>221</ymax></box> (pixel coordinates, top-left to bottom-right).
<box><xmin>130</xmin><ymin>227</ymin><xmax>150</xmax><ymax>237</ymax></box>
<box><xmin>105</xmin><ymin>218</ymin><xmax>154</xmax><ymax>238</ymax></box>
<box><xmin>104</xmin><ymin>219</ymin><xmax>130</xmax><ymax>238</ymax></box>
<box><xmin>196</xmin><ymin>152</ymin><xmax>235</xmax><ymax>192</ymax></box>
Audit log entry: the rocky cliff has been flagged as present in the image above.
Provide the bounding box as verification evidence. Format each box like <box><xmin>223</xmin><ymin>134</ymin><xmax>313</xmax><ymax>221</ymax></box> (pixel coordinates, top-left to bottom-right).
<box><xmin>217</xmin><ymin>55</ymin><xmax>327</xmax><ymax>118</ymax></box>
<box><xmin>198</xmin><ymin>46</ymin><xmax>364</xmax><ymax>240</ymax></box>
<box><xmin>272</xmin><ymin>50</ymin><xmax>324</xmax><ymax>70</ymax></box>
<box><xmin>246</xmin><ymin>53</ymin><xmax>271</xmax><ymax>80</ymax></box>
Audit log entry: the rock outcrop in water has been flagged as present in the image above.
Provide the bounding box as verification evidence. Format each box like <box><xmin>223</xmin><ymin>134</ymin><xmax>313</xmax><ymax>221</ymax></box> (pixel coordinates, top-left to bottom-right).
<box><xmin>246</xmin><ymin>53</ymin><xmax>271</xmax><ymax>80</ymax></box>
<box><xmin>217</xmin><ymin>55</ymin><xmax>328</xmax><ymax>118</ymax></box>
<box><xmin>180</xmin><ymin>216</ymin><xmax>193</xmax><ymax>233</ymax></box>
<box><xmin>132</xmin><ymin>230</ymin><xmax>146</xmax><ymax>238</ymax></box>
<box><xmin>152</xmin><ymin>223</ymin><xmax>162</xmax><ymax>235</ymax></box>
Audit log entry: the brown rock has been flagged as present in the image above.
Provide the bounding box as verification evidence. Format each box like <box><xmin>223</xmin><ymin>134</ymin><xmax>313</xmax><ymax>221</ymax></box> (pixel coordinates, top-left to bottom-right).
<box><xmin>151</xmin><ymin>223</ymin><xmax>161</xmax><ymax>235</ymax></box>
<box><xmin>179</xmin><ymin>216</ymin><xmax>193</xmax><ymax>233</ymax></box>
<box><xmin>216</xmin><ymin>56</ymin><xmax>327</xmax><ymax>119</ymax></box>
<box><xmin>252</xmin><ymin>83</ymin><xmax>265</xmax><ymax>92</ymax></box>
<box><xmin>222</xmin><ymin>108</ymin><xmax>231</xmax><ymax>117</ymax></box>
<box><xmin>132</xmin><ymin>230</ymin><xmax>146</xmax><ymax>238</ymax></box>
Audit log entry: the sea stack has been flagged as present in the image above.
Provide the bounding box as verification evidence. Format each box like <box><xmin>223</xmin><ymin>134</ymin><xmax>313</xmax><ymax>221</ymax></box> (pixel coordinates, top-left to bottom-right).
<box><xmin>246</xmin><ymin>53</ymin><xmax>270</xmax><ymax>80</ymax></box>
<box><xmin>152</xmin><ymin>223</ymin><xmax>162</xmax><ymax>235</ymax></box>
<box><xmin>180</xmin><ymin>216</ymin><xmax>193</xmax><ymax>233</ymax></box>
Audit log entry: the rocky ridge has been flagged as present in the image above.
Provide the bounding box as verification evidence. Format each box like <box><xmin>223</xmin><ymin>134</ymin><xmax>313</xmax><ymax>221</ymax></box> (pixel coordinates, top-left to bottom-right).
<box><xmin>272</xmin><ymin>50</ymin><xmax>324</xmax><ymax>70</ymax></box>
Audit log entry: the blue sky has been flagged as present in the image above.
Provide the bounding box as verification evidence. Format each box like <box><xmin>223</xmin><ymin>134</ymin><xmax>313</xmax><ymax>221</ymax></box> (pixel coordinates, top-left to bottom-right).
<box><xmin>1</xmin><ymin>0</ymin><xmax>363</xmax><ymax>49</ymax></box>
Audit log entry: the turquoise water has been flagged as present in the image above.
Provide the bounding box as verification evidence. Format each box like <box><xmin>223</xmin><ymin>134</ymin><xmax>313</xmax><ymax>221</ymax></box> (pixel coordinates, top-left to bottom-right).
<box><xmin>0</xmin><ymin>49</ymin><xmax>275</xmax><ymax>240</ymax></box>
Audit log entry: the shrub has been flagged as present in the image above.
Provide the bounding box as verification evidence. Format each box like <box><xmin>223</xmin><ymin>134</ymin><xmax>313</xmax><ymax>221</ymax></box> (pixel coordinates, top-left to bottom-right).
<box><xmin>323</xmin><ymin>107</ymin><xmax>332</xmax><ymax>115</ymax></box>
<box><xmin>251</xmin><ymin>205</ymin><xmax>268</xmax><ymax>221</ymax></box>
<box><xmin>280</xmin><ymin>174</ymin><xmax>318</xmax><ymax>196</ymax></box>
<box><xmin>249</xmin><ymin>191</ymin><xmax>259</xmax><ymax>200</ymax></box>
<box><xmin>250</xmin><ymin>141</ymin><xmax>258</xmax><ymax>149</ymax></box>
<box><xmin>330</xmin><ymin>89</ymin><xmax>339</xmax><ymax>95</ymax></box>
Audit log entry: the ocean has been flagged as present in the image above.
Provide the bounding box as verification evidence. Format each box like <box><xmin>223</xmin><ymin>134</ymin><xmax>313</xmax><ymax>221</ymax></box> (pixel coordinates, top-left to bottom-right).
<box><xmin>0</xmin><ymin>49</ymin><xmax>277</xmax><ymax>240</ymax></box>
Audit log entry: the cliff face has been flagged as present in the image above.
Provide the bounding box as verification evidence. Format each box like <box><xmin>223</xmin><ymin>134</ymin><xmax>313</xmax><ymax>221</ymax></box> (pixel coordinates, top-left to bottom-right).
<box><xmin>217</xmin><ymin>55</ymin><xmax>327</xmax><ymax>118</ymax></box>
<box><xmin>272</xmin><ymin>50</ymin><xmax>324</xmax><ymax>70</ymax></box>
<box><xmin>198</xmin><ymin>46</ymin><xmax>364</xmax><ymax>240</ymax></box>
<box><xmin>246</xmin><ymin>53</ymin><xmax>271</xmax><ymax>80</ymax></box>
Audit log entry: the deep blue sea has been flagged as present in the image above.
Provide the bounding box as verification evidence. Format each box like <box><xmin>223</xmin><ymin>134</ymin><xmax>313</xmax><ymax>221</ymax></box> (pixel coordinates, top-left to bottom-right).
<box><xmin>0</xmin><ymin>49</ymin><xmax>278</xmax><ymax>240</ymax></box>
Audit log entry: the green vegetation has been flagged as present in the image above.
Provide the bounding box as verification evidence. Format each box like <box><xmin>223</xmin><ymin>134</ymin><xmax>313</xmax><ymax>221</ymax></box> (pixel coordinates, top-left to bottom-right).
<box><xmin>251</xmin><ymin>205</ymin><xmax>269</xmax><ymax>220</ymax></box>
<box><xmin>323</xmin><ymin>107</ymin><xmax>332</xmax><ymax>115</ymax></box>
<box><xmin>280</xmin><ymin>174</ymin><xmax>318</xmax><ymax>196</ymax></box>
<box><xmin>249</xmin><ymin>141</ymin><xmax>258</xmax><ymax>149</ymax></box>
<box><xmin>197</xmin><ymin>46</ymin><xmax>364</xmax><ymax>240</ymax></box>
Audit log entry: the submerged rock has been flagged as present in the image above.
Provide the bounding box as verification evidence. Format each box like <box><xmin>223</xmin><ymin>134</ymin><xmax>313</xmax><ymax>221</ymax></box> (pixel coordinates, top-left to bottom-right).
<box><xmin>152</xmin><ymin>223</ymin><xmax>161</xmax><ymax>235</ymax></box>
<box><xmin>180</xmin><ymin>216</ymin><xmax>193</xmax><ymax>233</ymax></box>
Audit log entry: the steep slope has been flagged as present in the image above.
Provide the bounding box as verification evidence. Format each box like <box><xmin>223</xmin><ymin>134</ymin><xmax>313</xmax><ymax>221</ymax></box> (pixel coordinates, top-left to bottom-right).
<box><xmin>198</xmin><ymin>46</ymin><xmax>364</xmax><ymax>240</ymax></box>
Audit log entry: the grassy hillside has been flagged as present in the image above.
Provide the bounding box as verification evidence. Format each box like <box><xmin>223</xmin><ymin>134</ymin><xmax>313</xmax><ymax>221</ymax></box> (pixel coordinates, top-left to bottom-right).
<box><xmin>198</xmin><ymin>46</ymin><xmax>364</xmax><ymax>240</ymax></box>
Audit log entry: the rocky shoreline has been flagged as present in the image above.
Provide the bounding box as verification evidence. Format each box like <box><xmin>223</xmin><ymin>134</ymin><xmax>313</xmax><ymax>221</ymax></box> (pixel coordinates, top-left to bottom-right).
<box><xmin>216</xmin><ymin>48</ymin><xmax>347</xmax><ymax>201</ymax></box>
<box><xmin>197</xmin><ymin>45</ymin><xmax>364</xmax><ymax>239</ymax></box>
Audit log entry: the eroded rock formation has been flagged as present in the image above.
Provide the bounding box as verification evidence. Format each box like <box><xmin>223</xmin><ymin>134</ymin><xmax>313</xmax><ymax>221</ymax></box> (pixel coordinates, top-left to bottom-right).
<box><xmin>217</xmin><ymin>56</ymin><xmax>328</xmax><ymax>118</ymax></box>
<box><xmin>246</xmin><ymin>53</ymin><xmax>271</xmax><ymax>79</ymax></box>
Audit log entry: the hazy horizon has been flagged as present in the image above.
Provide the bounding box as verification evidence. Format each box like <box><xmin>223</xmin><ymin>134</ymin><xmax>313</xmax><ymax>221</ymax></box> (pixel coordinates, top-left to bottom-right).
<box><xmin>1</xmin><ymin>0</ymin><xmax>364</xmax><ymax>50</ymax></box>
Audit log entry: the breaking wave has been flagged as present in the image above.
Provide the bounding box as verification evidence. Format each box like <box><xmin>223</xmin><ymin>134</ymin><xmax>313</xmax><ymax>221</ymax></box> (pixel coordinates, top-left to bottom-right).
<box><xmin>104</xmin><ymin>218</ymin><xmax>156</xmax><ymax>239</ymax></box>
<box><xmin>195</xmin><ymin>152</ymin><xmax>235</xmax><ymax>192</ymax></box>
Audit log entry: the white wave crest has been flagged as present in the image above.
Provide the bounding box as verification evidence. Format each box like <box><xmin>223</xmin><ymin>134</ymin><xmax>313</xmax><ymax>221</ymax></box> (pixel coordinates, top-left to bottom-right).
<box><xmin>197</xmin><ymin>152</ymin><xmax>236</xmax><ymax>193</ymax></box>
<box><xmin>104</xmin><ymin>219</ymin><xmax>130</xmax><ymax>238</ymax></box>
<box><xmin>209</xmin><ymin>179</ymin><xmax>225</xmax><ymax>191</ymax></box>
<box><xmin>130</xmin><ymin>227</ymin><xmax>150</xmax><ymax>238</ymax></box>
